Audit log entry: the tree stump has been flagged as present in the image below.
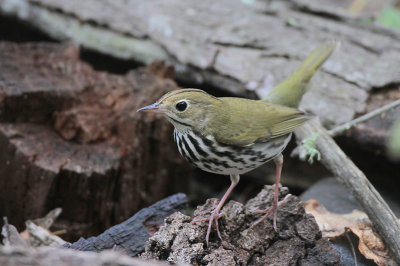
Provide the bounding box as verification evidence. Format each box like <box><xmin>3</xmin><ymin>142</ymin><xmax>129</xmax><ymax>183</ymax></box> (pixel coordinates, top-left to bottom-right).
<box><xmin>0</xmin><ymin>42</ymin><xmax>190</xmax><ymax>240</ymax></box>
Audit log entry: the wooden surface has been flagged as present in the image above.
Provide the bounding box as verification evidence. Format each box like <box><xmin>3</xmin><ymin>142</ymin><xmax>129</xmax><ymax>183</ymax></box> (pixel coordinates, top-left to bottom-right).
<box><xmin>3</xmin><ymin>0</ymin><xmax>400</xmax><ymax>128</ymax></box>
<box><xmin>0</xmin><ymin>42</ymin><xmax>189</xmax><ymax>240</ymax></box>
<box><xmin>64</xmin><ymin>193</ymin><xmax>188</xmax><ymax>257</ymax></box>
<box><xmin>0</xmin><ymin>246</ymin><xmax>180</xmax><ymax>266</ymax></box>
<box><xmin>1</xmin><ymin>0</ymin><xmax>399</xmax><ymax>149</ymax></box>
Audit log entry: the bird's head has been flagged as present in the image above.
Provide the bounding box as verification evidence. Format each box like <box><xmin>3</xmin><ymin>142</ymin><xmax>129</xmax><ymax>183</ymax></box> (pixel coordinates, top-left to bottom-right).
<box><xmin>137</xmin><ymin>89</ymin><xmax>221</xmax><ymax>132</ymax></box>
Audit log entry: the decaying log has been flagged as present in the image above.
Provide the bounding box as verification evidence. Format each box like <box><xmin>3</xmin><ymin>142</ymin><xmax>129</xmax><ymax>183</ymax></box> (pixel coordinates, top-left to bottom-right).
<box><xmin>141</xmin><ymin>185</ymin><xmax>340</xmax><ymax>265</ymax></box>
<box><xmin>63</xmin><ymin>193</ymin><xmax>188</xmax><ymax>257</ymax></box>
<box><xmin>0</xmin><ymin>246</ymin><xmax>180</xmax><ymax>266</ymax></box>
<box><xmin>295</xmin><ymin>119</ymin><xmax>400</xmax><ymax>264</ymax></box>
<box><xmin>7</xmin><ymin>0</ymin><xmax>400</xmax><ymax>128</ymax></box>
<box><xmin>0</xmin><ymin>42</ymin><xmax>190</xmax><ymax>240</ymax></box>
<box><xmin>2</xmin><ymin>0</ymin><xmax>399</xmax><ymax>160</ymax></box>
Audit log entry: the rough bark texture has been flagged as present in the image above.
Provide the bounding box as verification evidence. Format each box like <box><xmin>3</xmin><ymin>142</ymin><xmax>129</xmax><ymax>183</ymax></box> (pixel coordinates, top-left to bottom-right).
<box><xmin>0</xmin><ymin>246</ymin><xmax>182</xmax><ymax>266</ymax></box>
<box><xmin>0</xmin><ymin>42</ymin><xmax>189</xmax><ymax>240</ymax></box>
<box><xmin>0</xmin><ymin>0</ymin><xmax>387</xmax><ymax>127</ymax></box>
<box><xmin>63</xmin><ymin>193</ymin><xmax>188</xmax><ymax>257</ymax></box>
<box><xmin>141</xmin><ymin>185</ymin><xmax>340</xmax><ymax>265</ymax></box>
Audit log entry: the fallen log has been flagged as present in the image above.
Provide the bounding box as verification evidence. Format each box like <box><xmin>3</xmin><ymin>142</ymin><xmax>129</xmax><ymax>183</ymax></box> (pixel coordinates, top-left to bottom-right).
<box><xmin>6</xmin><ymin>0</ymin><xmax>396</xmax><ymax>128</ymax></box>
<box><xmin>63</xmin><ymin>193</ymin><xmax>188</xmax><ymax>256</ymax></box>
<box><xmin>0</xmin><ymin>246</ymin><xmax>179</xmax><ymax>266</ymax></box>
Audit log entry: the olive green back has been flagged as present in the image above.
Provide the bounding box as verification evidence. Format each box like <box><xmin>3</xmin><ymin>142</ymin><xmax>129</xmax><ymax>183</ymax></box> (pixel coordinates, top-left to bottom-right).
<box><xmin>207</xmin><ymin>98</ymin><xmax>309</xmax><ymax>146</ymax></box>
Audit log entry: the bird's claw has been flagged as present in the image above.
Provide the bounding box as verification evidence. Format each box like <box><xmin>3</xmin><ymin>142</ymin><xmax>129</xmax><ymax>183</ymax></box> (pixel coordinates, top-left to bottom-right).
<box><xmin>193</xmin><ymin>210</ymin><xmax>226</xmax><ymax>245</ymax></box>
<box><xmin>250</xmin><ymin>194</ymin><xmax>291</xmax><ymax>230</ymax></box>
<box><xmin>250</xmin><ymin>205</ymin><xmax>277</xmax><ymax>229</ymax></box>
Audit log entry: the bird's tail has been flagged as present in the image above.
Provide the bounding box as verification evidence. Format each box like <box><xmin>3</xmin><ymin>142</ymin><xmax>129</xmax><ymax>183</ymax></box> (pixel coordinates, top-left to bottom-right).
<box><xmin>263</xmin><ymin>40</ymin><xmax>338</xmax><ymax>108</ymax></box>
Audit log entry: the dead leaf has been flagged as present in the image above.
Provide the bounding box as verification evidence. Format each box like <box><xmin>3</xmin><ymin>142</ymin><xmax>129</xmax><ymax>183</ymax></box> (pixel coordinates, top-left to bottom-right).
<box><xmin>303</xmin><ymin>199</ymin><xmax>368</xmax><ymax>238</ymax></box>
<box><xmin>349</xmin><ymin>222</ymin><xmax>396</xmax><ymax>266</ymax></box>
<box><xmin>304</xmin><ymin>199</ymin><xmax>396</xmax><ymax>265</ymax></box>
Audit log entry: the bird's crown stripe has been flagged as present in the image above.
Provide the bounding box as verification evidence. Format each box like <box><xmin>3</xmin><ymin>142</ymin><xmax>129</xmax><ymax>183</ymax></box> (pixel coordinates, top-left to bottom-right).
<box><xmin>158</xmin><ymin>89</ymin><xmax>208</xmax><ymax>102</ymax></box>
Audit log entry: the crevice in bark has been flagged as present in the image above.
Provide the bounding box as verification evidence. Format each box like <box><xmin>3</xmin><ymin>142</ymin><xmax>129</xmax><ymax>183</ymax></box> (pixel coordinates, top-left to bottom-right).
<box><xmin>79</xmin><ymin>48</ymin><xmax>143</xmax><ymax>74</ymax></box>
<box><xmin>0</xmin><ymin>14</ymin><xmax>56</xmax><ymax>43</ymax></box>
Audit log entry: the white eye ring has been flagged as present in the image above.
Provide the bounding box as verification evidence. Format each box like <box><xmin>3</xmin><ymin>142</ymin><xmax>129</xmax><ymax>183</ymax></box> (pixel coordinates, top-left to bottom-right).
<box><xmin>175</xmin><ymin>100</ymin><xmax>188</xmax><ymax>112</ymax></box>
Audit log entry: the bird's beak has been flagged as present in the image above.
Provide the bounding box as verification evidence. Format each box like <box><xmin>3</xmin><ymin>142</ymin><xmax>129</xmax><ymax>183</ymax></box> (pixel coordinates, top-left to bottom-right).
<box><xmin>136</xmin><ymin>102</ymin><xmax>166</xmax><ymax>113</ymax></box>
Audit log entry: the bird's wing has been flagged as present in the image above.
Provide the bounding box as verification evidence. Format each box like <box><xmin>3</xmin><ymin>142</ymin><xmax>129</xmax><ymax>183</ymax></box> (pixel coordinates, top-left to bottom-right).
<box><xmin>212</xmin><ymin>98</ymin><xmax>309</xmax><ymax>146</ymax></box>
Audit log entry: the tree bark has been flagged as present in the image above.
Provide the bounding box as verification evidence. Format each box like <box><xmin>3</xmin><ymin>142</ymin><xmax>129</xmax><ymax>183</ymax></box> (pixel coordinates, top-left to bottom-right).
<box><xmin>0</xmin><ymin>246</ymin><xmax>176</xmax><ymax>266</ymax></box>
<box><xmin>0</xmin><ymin>42</ymin><xmax>190</xmax><ymax>240</ymax></box>
<box><xmin>6</xmin><ymin>0</ymin><xmax>400</xmax><ymax>128</ymax></box>
<box><xmin>63</xmin><ymin>193</ymin><xmax>188</xmax><ymax>257</ymax></box>
<box><xmin>1</xmin><ymin>0</ymin><xmax>399</xmax><ymax>149</ymax></box>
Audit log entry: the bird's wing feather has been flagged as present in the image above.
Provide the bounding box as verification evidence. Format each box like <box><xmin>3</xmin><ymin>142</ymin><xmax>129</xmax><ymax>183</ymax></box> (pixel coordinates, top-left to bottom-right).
<box><xmin>211</xmin><ymin>98</ymin><xmax>309</xmax><ymax>146</ymax></box>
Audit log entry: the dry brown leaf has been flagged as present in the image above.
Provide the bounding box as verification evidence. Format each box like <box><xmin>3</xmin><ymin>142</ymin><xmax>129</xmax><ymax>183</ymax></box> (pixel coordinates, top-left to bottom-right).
<box><xmin>349</xmin><ymin>222</ymin><xmax>396</xmax><ymax>266</ymax></box>
<box><xmin>304</xmin><ymin>199</ymin><xmax>368</xmax><ymax>238</ymax></box>
<box><xmin>304</xmin><ymin>199</ymin><xmax>396</xmax><ymax>266</ymax></box>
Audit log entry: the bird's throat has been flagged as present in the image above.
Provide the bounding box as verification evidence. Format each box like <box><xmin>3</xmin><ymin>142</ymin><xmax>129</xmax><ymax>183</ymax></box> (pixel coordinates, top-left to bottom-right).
<box><xmin>166</xmin><ymin>116</ymin><xmax>192</xmax><ymax>133</ymax></box>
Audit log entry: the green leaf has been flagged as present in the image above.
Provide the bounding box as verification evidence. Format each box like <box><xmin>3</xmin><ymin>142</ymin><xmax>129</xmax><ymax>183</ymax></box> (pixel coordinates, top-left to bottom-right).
<box><xmin>378</xmin><ymin>6</ymin><xmax>400</xmax><ymax>29</ymax></box>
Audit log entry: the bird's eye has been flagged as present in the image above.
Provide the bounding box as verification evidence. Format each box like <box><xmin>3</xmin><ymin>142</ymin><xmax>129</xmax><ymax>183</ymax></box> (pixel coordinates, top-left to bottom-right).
<box><xmin>175</xmin><ymin>101</ymin><xmax>188</xmax><ymax>112</ymax></box>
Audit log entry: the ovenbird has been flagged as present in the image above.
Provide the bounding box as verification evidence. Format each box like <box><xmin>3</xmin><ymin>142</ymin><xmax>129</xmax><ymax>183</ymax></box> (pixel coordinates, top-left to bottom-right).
<box><xmin>138</xmin><ymin>41</ymin><xmax>337</xmax><ymax>245</ymax></box>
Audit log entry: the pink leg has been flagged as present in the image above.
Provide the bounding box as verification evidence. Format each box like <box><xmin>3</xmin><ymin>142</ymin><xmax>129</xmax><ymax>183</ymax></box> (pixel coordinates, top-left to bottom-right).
<box><xmin>193</xmin><ymin>174</ymin><xmax>240</xmax><ymax>245</ymax></box>
<box><xmin>251</xmin><ymin>154</ymin><xmax>284</xmax><ymax>230</ymax></box>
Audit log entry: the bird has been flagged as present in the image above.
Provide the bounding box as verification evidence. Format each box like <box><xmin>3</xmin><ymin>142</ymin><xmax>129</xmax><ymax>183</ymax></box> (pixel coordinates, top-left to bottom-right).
<box><xmin>137</xmin><ymin>41</ymin><xmax>337</xmax><ymax>245</ymax></box>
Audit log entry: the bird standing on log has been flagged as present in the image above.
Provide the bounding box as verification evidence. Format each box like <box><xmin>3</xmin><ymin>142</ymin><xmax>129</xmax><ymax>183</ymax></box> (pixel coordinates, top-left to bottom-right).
<box><xmin>138</xmin><ymin>41</ymin><xmax>337</xmax><ymax>245</ymax></box>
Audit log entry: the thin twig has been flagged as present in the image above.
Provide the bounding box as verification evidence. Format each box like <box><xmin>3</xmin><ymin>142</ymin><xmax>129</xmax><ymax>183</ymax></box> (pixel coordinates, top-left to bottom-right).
<box><xmin>345</xmin><ymin>227</ymin><xmax>358</xmax><ymax>266</ymax></box>
<box><xmin>329</xmin><ymin>99</ymin><xmax>400</xmax><ymax>137</ymax></box>
<box><xmin>3</xmin><ymin>217</ymin><xmax>9</xmax><ymax>239</ymax></box>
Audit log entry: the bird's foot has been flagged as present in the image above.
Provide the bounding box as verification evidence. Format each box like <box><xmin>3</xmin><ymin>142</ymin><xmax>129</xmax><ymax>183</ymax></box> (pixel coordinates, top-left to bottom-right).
<box><xmin>193</xmin><ymin>210</ymin><xmax>226</xmax><ymax>245</ymax></box>
<box><xmin>250</xmin><ymin>194</ymin><xmax>291</xmax><ymax>230</ymax></box>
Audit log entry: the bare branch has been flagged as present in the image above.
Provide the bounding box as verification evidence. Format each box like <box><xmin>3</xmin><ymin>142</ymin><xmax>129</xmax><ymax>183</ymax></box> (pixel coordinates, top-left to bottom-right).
<box><xmin>329</xmin><ymin>99</ymin><xmax>400</xmax><ymax>137</ymax></box>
